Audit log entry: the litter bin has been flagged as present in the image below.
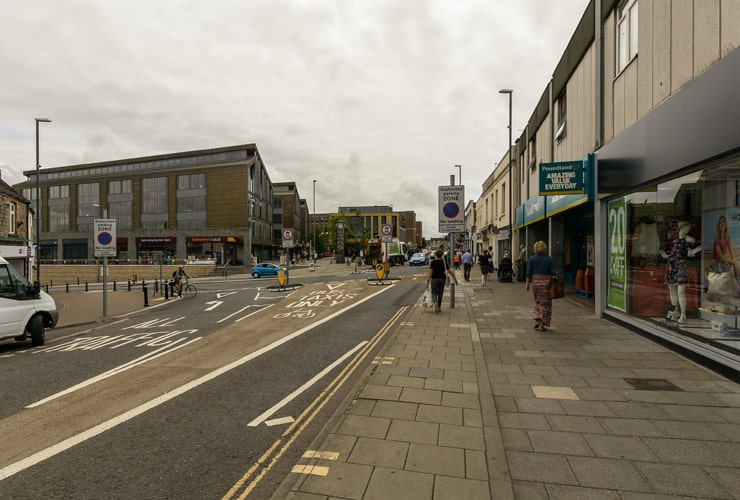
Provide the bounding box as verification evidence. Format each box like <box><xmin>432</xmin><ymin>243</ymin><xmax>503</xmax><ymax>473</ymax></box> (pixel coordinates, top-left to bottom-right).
<box><xmin>516</xmin><ymin>260</ymin><xmax>526</xmax><ymax>282</ymax></box>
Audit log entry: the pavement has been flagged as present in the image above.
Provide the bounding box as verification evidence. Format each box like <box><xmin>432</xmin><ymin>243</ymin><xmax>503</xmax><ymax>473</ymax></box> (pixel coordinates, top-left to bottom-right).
<box><xmin>48</xmin><ymin>262</ymin><xmax>740</xmax><ymax>499</ymax></box>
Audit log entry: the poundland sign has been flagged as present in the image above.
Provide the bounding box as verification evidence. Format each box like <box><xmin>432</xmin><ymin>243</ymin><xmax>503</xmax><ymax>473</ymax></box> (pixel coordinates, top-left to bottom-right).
<box><xmin>539</xmin><ymin>160</ymin><xmax>585</xmax><ymax>196</ymax></box>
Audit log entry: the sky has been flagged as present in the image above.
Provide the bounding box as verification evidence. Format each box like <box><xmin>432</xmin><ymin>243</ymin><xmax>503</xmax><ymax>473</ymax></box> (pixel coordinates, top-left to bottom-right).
<box><xmin>0</xmin><ymin>0</ymin><xmax>590</xmax><ymax>238</ymax></box>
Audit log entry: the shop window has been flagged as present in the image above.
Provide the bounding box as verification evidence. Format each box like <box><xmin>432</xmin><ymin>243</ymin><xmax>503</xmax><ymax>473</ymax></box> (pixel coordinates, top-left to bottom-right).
<box><xmin>617</xmin><ymin>0</ymin><xmax>638</xmax><ymax>74</ymax></box>
<box><xmin>607</xmin><ymin>152</ymin><xmax>740</xmax><ymax>363</ymax></box>
<box><xmin>528</xmin><ymin>137</ymin><xmax>537</xmax><ymax>172</ymax></box>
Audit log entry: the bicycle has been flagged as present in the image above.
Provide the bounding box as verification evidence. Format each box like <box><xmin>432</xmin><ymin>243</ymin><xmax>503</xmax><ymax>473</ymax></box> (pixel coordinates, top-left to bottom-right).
<box><xmin>171</xmin><ymin>278</ymin><xmax>197</xmax><ymax>298</ymax></box>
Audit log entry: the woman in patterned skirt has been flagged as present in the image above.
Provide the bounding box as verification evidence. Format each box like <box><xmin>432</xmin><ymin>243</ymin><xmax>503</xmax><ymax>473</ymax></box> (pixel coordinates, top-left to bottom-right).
<box><xmin>525</xmin><ymin>241</ymin><xmax>556</xmax><ymax>331</ymax></box>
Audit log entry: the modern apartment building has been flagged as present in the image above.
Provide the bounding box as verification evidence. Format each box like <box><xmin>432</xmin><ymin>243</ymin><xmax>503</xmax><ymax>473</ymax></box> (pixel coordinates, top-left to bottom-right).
<box><xmin>14</xmin><ymin>144</ymin><xmax>276</xmax><ymax>267</ymax></box>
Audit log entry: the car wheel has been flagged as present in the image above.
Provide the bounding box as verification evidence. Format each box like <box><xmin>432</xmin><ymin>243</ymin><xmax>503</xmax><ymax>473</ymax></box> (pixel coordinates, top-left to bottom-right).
<box><xmin>252</xmin><ymin>272</ymin><xmax>260</xmax><ymax>278</ymax></box>
<box><xmin>30</xmin><ymin>314</ymin><xmax>45</xmax><ymax>347</ymax></box>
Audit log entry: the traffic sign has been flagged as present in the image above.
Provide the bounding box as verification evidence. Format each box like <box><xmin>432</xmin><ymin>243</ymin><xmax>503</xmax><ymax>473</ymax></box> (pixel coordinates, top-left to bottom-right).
<box><xmin>438</xmin><ymin>185</ymin><xmax>465</xmax><ymax>233</ymax></box>
<box><xmin>94</xmin><ymin>219</ymin><xmax>117</xmax><ymax>257</ymax></box>
<box><xmin>282</xmin><ymin>227</ymin><xmax>295</xmax><ymax>248</ymax></box>
<box><xmin>381</xmin><ymin>223</ymin><xmax>393</xmax><ymax>243</ymax></box>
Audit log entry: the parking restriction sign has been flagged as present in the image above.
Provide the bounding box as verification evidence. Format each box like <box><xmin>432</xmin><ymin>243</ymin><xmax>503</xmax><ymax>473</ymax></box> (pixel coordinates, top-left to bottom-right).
<box><xmin>438</xmin><ymin>185</ymin><xmax>465</xmax><ymax>232</ymax></box>
<box><xmin>94</xmin><ymin>219</ymin><xmax>117</xmax><ymax>257</ymax></box>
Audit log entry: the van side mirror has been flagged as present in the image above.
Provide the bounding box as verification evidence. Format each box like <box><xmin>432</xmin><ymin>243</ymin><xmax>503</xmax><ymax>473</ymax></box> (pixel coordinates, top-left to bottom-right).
<box><xmin>32</xmin><ymin>281</ymin><xmax>41</xmax><ymax>297</ymax></box>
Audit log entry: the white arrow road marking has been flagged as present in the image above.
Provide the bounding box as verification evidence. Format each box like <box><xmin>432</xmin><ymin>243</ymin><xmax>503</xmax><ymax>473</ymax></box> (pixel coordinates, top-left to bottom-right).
<box><xmin>0</xmin><ymin>287</ymin><xmax>391</xmax><ymax>481</ymax></box>
<box><xmin>247</xmin><ymin>341</ymin><xmax>369</xmax><ymax>427</ymax></box>
<box><xmin>216</xmin><ymin>292</ymin><xmax>239</xmax><ymax>299</ymax></box>
<box><xmin>204</xmin><ymin>301</ymin><xmax>223</xmax><ymax>311</ymax></box>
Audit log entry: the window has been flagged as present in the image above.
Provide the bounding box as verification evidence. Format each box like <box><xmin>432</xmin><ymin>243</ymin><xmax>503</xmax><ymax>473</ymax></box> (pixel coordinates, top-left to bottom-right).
<box><xmin>77</xmin><ymin>183</ymin><xmax>100</xmax><ymax>218</ymax></box>
<box><xmin>8</xmin><ymin>203</ymin><xmax>16</xmax><ymax>234</ymax></box>
<box><xmin>108</xmin><ymin>179</ymin><xmax>132</xmax><ymax>194</ymax></box>
<box><xmin>617</xmin><ymin>0</ymin><xmax>638</xmax><ymax>73</ymax></box>
<box><xmin>49</xmin><ymin>204</ymin><xmax>70</xmax><ymax>232</ymax></box>
<box><xmin>177</xmin><ymin>173</ymin><xmax>205</xmax><ymax>190</ymax></box>
<box><xmin>109</xmin><ymin>200</ymin><xmax>132</xmax><ymax>229</ymax></box>
<box><xmin>528</xmin><ymin>136</ymin><xmax>537</xmax><ymax>172</ymax></box>
<box><xmin>555</xmin><ymin>92</ymin><xmax>567</xmax><ymax>142</ymax></box>
<box><xmin>142</xmin><ymin>177</ymin><xmax>168</xmax><ymax>214</ymax></box>
<box><xmin>49</xmin><ymin>185</ymin><xmax>69</xmax><ymax>199</ymax></box>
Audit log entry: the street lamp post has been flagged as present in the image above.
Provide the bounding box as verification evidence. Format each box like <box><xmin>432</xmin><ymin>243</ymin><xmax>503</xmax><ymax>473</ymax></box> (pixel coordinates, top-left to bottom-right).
<box><xmin>313</xmin><ymin>180</ymin><xmax>316</xmax><ymax>262</ymax></box>
<box><xmin>499</xmin><ymin>89</ymin><xmax>513</xmax><ymax>253</ymax></box>
<box><xmin>35</xmin><ymin>118</ymin><xmax>51</xmax><ymax>285</ymax></box>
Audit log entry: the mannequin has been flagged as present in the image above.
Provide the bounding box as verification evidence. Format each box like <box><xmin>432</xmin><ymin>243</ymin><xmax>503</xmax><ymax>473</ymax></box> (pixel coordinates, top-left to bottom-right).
<box><xmin>659</xmin><ymin>221</ymin><xmax>701</xmax><ymax>323</ymax></box>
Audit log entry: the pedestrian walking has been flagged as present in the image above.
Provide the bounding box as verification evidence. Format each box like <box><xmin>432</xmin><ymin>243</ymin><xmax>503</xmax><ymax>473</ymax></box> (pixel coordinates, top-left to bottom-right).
<box><xmin>426</xmin><ymin>248</ymin><xmax>458</xmax><ymax>313</ymax></box>
<box><xmin>478</xmin><ymin>246</ymin><xmax>493</xmax><ymax>286</ymax></box>
<box><xmin>461</xmin><ymin>250</ymin><xmax>474</xmax><ymax>281</ymax></box>
<box><xmin>525</xmin><ymin>240</ymin><xmax>556</xmax><ymax>331</ymax></box>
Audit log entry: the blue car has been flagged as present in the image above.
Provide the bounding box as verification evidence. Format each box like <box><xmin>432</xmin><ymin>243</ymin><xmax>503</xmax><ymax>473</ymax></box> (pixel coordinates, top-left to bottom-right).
<box><xmin>408</xmin><ymin>253</ymin><xmax>429</xmax><ymax>266</ymax></box>
<box><xmin>250</xmin><ymin>263</ymin><xmax>285</xmax><ymax>278</ymax></box>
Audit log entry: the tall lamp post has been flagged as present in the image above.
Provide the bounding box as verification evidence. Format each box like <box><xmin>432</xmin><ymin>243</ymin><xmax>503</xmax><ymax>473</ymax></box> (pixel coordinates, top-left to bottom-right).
<box><xmin>35</xmin><ymin>118</ymin><xmax>52</xmax><ymax>284</ymax></box>
<box><xmin>455</xmin><ymin>164</ymin><xmax>463</xmax><ymax>251</ymax></box>
<box><xmin>499</xmin><ymin>89</ymin><xmax>513</xmax><ymax>252</ymax></box>
<box><xmin>312</xmin><ymin>179</ymin><xmax>316</xmax><ymax>261</ymax></box>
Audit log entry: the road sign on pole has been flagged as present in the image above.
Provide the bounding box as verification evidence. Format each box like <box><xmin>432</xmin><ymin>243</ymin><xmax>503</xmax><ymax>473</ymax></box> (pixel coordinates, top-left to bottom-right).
<box><xmin>438</xmin><ymin>185</ymin><xmax>465</xmax><ymax>233</ymax></box>
<box><xmin>94</xmin><ymin>219</ymin><xmax>117</xmax><ymax>257</ymax></box>
<box><xmin>282</xmin><ymin>228</ymin><xmax>295</xmax><ymax>248</ymax></box>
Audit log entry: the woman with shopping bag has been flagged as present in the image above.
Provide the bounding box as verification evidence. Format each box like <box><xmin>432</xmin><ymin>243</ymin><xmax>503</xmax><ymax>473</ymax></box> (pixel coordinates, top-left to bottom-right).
<box><xmin>426</xmin><ymin>248</ymin><xmax>459</xmax><ymax>313</ymax></box>
<box><xmin>525</xmin><ymin>241</ymin><xmax>556</xmax><ymax>331</ymax></box>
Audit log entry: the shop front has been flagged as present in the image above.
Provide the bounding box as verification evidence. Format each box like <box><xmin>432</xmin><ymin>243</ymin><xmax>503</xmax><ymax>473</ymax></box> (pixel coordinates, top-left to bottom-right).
<box><xmin>186</xmin><ymin>236</ymin><xmax>238</xmax><ymax>265</ymax></box>
<box><xmin>135</xmin><ymin>237</ymin><xmax>177</xmax><ymax>264</ymax></box>
<box><xmin>597</xmin><ymin>49</ymin><xmax>739</xmax><ymax>370</ymax></box>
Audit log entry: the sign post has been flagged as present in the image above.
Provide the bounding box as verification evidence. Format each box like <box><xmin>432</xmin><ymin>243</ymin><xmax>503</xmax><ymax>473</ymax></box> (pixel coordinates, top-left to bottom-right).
<box><xmin>282</xmin><ymin>228</ymin><xmax>295</xmax><ymax>282</ymax></box>
<box><xmin>440</xmin><ymin>182</ymin><xmax>464</xmax><ymax>308</ymax></box>
<box><xmin>95</xmin><ymin>218</ymin><xmax>116</xmax><ymax>318</ymax></box>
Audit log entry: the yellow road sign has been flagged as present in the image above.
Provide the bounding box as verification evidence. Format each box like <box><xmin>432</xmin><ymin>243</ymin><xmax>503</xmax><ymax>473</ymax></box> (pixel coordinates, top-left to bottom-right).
<box><xmin>375</xmin><ymin>264</ymin><xmax>385</xmax><ymax>280</ymax></box>
<box><xmin>277</xmin><ymin>269</ymin><xmax>286</xmax><ymax>287</ymax></box>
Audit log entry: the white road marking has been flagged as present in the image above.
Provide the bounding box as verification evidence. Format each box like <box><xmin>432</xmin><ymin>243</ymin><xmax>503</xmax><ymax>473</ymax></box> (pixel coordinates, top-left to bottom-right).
<box><xmin>216</xmin><ymin>292</ymin><xmax>238</xmax><ymax>299</ymax></box>
<box><xmin>27</xmin><ymin>337</ymin><xmax>202</xmax><ymax>408</ymax></box>
<box><xmin>204</xmin><ymin>300</ymin><xmax>223</xmax><ymax>311</ymax></box>
<box><xmin>1</xmin><ymin>286</ymin><xmax>392</xmax><ymax>481</ymax></box>
<box><xmin>265</xmin><ymin>416</ymin><xmax>294</xmax><ymax>427</ymax></box>
<box><xmin>247</xmin><ymin>341</ymin><xmax>369</xmax><ymax>427</ymax></box>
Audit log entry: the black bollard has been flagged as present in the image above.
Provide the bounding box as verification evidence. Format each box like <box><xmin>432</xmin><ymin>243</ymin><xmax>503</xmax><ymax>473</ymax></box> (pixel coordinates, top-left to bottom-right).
<box><xmin>143</xmin><ymin>281</ymin><xmax>149</xmax><ymax>307</ymax></box>
<box><xmin>85</xmin><ymin>282</ymin><xmax>88</xmax><ymax>292</ymax></box>
<box><xmin>77</xmin><ymin>277</ymin><xmax>80</xmax><ymax>285</ymax></box>
<box><xmin>155</xmin><ymin>280</ymin><xmax>159</xmax><ymax>294</ymax></box>
<box><xmin>164</xmin><ymin>281</ymin><xmax>169</xmax><ymax>300</ymax></box>
<box><xmin>113</xmin><ymin>280</ymin><xmax>117</xmax><ymax>292</ymax></box>
<box><xmin>128</xmin><ymin>280</ymin><xmax>131</xmax><ymax>292</ymax></box>
<box><xmin>66</xmin><ymin>283</ymin><xmax>69</xmax><ymax>293</ymax></box>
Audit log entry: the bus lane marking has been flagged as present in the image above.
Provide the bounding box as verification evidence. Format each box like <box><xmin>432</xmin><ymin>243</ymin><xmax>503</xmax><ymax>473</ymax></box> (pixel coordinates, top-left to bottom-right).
<box><xmin>1</xmin><ymin>285</ymin><xmax>392</xmax><ymax>482</ymax></box>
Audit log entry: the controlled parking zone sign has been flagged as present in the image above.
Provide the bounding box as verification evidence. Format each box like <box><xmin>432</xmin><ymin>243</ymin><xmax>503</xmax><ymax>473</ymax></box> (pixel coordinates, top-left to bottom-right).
<box><xmin>94</xmin><ymin>219</ymin><xmax>117</xmax><ymax>257</ymax></box>
<box><xmin>438</xmin><ymin>185</ymin><xmax>465</xmax><ymax>233</ymax></box>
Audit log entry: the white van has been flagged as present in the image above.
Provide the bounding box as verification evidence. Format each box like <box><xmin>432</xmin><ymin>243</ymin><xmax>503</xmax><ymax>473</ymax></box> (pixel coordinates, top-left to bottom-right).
<box><xmin>0</xmin><ymin>256</ymin><xmax>58</xmax><ymax>347</ymax></box>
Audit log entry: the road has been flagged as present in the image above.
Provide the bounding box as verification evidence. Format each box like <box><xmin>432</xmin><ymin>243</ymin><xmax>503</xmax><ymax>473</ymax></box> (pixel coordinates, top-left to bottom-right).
<box><xmin>0</xmin><ymin>264</ymin><xmax>427</xmax><ymax>499</ymax></box>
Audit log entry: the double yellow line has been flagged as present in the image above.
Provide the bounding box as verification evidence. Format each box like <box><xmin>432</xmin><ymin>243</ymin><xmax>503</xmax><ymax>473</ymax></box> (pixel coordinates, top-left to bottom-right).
<box><xmin>223</xmin><ymin>305</ymin><xmax>408</xmax><ymax>499</ymax></box>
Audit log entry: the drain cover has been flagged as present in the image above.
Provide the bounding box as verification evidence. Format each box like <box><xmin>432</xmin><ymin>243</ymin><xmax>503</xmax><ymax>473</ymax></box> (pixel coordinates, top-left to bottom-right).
<box><xmin>623</xmin><ymin>378</ymin><xmax>683</xmax><ymax>391</ymax></box>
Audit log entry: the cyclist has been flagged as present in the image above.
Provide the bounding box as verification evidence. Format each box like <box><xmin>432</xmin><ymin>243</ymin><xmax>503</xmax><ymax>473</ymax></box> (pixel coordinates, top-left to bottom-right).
<box><xmin>172</xmin><ymin>265</ymin><xmax>191</xmax><ymax>298</ymax></box>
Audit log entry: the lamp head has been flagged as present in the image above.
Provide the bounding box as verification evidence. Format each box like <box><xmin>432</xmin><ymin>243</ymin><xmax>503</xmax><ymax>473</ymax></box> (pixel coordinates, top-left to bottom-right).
<box><xmin>35</xmin><ymin>118</ymin><xmax>52</xmax><ymax>123</ymax></box>
<box><xmin>498</xmin><ymin>89</ymin><xmax>513</xmax><ymax>94</ymax></box>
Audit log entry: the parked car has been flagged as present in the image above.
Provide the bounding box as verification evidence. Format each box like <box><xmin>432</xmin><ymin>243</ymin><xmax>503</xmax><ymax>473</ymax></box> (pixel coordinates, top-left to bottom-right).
<box><xmin>408</xmin><ymin>252</ymin><xmax>429</xmax><ymax>266</ymax></box>
<box><xmin>250</xmin><ymin>262</ymin><xmax>285</xmax><ymax>278</ymax></box>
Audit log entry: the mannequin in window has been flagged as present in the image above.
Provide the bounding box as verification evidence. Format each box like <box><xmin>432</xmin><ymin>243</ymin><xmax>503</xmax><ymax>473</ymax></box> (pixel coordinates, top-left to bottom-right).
<box><xmin>659</xmin><ymin>221</ymin><xmax>702</xmax><ymax>323</ymax></box>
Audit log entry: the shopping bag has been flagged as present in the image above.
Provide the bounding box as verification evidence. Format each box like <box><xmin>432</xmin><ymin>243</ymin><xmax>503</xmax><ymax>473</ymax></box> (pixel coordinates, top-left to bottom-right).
<box><xmin>707</xmin><ymin>271</ymin><xmax>735</xmax><ymax>301</ymax></box>
<box><xmin>548</xmin><ymin>276</ymin><xmax>565</xmax><ymax>299</ymax></box>
<box><xmin>422</xmin><ymin>290</ymin><xmax>430</xmax><ymax>307</ymax></box>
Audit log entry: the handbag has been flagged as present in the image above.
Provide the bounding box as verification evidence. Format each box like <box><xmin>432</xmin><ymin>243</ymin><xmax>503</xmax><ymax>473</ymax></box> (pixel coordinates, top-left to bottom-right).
<box><xmin>548</xmin><ymin>275</ymin><xmax>565</xmax><ymax>299</ymax></box>
<box><xmin>443</xmin><ymin>254</ymin><xmax>451</xmax><ymax>285</ymax></box>
<box><xmin>707</xmin><ymin>271</ymin><xmax>736</xmax><ymax>301</ymax></box>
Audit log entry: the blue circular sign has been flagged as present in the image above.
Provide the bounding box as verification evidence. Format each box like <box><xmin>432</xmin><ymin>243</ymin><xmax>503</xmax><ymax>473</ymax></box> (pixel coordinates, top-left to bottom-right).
<box><xmin>97</xmin><ymin>232</ymin><xmax>113</xmax><ymax>245</ymax></box>
<box><xmin>442</xmin><ymin>202</ymin><xmax>460</xmax><ymax>219</ymax></box>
